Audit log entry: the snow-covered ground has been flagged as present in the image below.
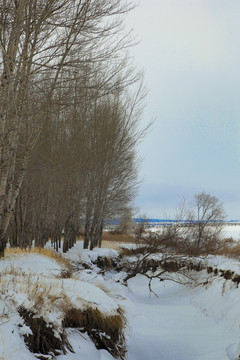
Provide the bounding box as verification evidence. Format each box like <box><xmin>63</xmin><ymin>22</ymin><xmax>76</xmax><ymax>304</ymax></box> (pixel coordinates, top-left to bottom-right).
<box><xmin>147</xmin><ymin>224</ymin><xmax>240</xmax><ymax>242</ymax></box>
<box><xmin>222</xmin><ymin>225</ymin><xmax>240</xmax><ymax>241</ymax></box>
<box><xmin>1</xmin><ymin>225</ymin><xmax>240</xmax><ymax>360</ymax></box>
<box><xmin>125</xmin><ymin>276</ymin><xmax>240</xmax><ymax>360</ymax></box>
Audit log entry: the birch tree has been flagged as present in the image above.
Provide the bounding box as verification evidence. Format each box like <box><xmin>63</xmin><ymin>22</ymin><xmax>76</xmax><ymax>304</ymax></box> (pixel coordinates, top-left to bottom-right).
<box><xmin>84</xmin><ymin>82</ymin><xmax>146</xmax><ymax>250</ymax></box>
<box><xmin>0</xmin><ymin>0</ymin><xmax>136</xmax><ymax>255</ymax></box>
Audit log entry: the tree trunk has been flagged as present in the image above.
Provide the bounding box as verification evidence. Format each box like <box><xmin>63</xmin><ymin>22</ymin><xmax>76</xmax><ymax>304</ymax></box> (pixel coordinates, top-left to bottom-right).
<box><xmin>84</xmin><ymin>220</ymin><xmax>90</xmax><ymax>249</ymax></box>
<box><xmin>97</xmin><ymin>222</ymin><xmax>103</xmax><ymax>248</ymax></box>
<box><xmin>0</xmin><ymin>232</ymin><xmax>6</xmax><ymax>258</ymax></box>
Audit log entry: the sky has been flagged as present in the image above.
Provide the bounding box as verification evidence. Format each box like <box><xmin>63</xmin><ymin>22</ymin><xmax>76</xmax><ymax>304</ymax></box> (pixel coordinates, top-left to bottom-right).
<box><xmin>126</xmin><ymin>0</ymin><xmax>240</xmax><ymax>220</ymax></box>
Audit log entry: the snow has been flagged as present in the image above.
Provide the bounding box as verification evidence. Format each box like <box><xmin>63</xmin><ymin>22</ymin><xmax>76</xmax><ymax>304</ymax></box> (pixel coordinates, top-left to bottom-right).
<box><xmin>1</xmin><ymin>225</ymin><xmax>240</xmax><ymax>359</ymax></box>
<box><xmin>57</xmin><ymin>329</ymin><xmax>115</xmax><ymax>360</ymax></box>
<box><xmin>0</xmin><ymin>310</ymin><xmax>36</xmax><ymax>360</ymax></box>
<box><xmin>66</xmin><ymin>242</ymin><xmax>119</xmax><ymax>269</ymax></box>
<box><xmin>0</xmin><ymin>252</ymin><xmax>121</xmax><ymax>360</ymax></box>
<box><xmin>222</xmin><ymin>225</ymin><xmax>240</xmax><ymax>240</ymax></box>
<box><xmin>125</xmin><ymin>276</ymin><xmax>240</xmax><ymax>360</ymax></box>
<box><xmin>0</xmin><ymin>253</ymin><xmax>64</xmax><ymax>277</ymax></box>
<box><xmin>207</xmin><ymin>255</ymin><xmax>240</xmax><ymax>272</ymax></box>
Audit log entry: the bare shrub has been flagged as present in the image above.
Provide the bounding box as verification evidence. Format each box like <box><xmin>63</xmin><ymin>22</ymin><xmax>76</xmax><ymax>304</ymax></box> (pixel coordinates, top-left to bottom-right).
<box><xmin>134</xmin><ymin>216</ymin><xmax>149</xmax><ymax>239</ymax></box>
<box><xmin>232</xmin><ymin>275</ymin><xmax>240</xmax><ymax>287</ymax></box>
<box><xmin>221</xmin><ymin>270</ymin><xmax>234</xmax><ymax>280</ymax></box>
<box><xmin>118</xmin><ymin>229</ymin><xmax>204</xmax><ymax>291</ymax></box>
<box><xmin>94</xmin><ymin>256</ymin><xmax>116</xmax><ymax>270</ymax></box>
<box><xmin>115</xmin><ymin>208</ymin><xmax>134</xmax><ymax>235</ymax></box>
<box><xmin>214</xmin><ymin>238</ymin><xmax>240</xmax><ymax>258</ymax></box>
<box><xmin>162</xmin><ymin>192</ymin><xmax>226</xmax><ymax>256</ymax></box>
<box><xmin>192</xmin><ymin>192</ymin><xmax>225</xmax><ymax>250</ymax></box>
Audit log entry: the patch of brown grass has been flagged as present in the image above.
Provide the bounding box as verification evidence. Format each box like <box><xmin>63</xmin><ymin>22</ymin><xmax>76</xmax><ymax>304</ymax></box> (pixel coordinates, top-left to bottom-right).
<box><xmin>0</xmin><ymin>257</ymin><xmax>126</xmax><ymax>358</ymax></box>
<box><xmin>213</xmin><ymin>238</ymin><xmax>240</xmax><ymax>258</ymax></box>
<box><xmin>76</xmin><ymin>231</ymin><xmax>137</xmax><ymax>250</ymax></box>
<box><xmin>4</xmin><ymin>247</ymin><xmax>72</xmax><ymax>271</ymax></box>
<box><xmin>17</xmin><ymin>300</ymin><xmax>126</xmax><ymax>359</ymax></box>
<box><xmin>102</xmin><ymin>231</ymin><xmax>136</xmax><ymax>243</ymax></box>
<box><xmin>64</xmin><ymin>307</ymin><xmax>126</xmax><ymax>359</ymax></box>
<box><xmin>101</xmin><ymin>241</ymin><xmax>122</xmax><ymax>250</ymax></box>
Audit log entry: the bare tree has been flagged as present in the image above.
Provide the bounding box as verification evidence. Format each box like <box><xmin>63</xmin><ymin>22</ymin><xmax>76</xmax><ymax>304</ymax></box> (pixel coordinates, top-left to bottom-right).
<box><xmin>116</xmin><ymin>207</ymin><xmax>134</xmax><ymax>235</ymax></box>
<box><xmin>0</xmin><ymin>0</ymin><xmax>138</xmax><ymax>255</ymax></box>
<box><xmin>119</xmin><ymin>193</ymin><xmax>225</xmax><ymax>292</ymax></box>
<box><xmin>161</xmin><ymin>192</ymin><xmax>226</xmax><ymax>255</ymax></box>
<box><xmin>83</xmin><ymin>81</ymin><xmax>147</xmax><ymax>250</ymax></box>
<box><xmin>190</xmin><ymin>191</ymin><xmax>225</xmax><ymax>251</ymax></box>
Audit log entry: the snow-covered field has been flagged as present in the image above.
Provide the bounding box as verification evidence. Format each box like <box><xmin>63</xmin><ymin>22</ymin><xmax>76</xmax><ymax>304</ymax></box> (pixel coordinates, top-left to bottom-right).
<box><xmin>222</xmin><ymin>225</ymin><xmax>240</xmax><ymax>241</ymax></box>
<box><xmin>1</xmin><ymin>225</ymin><xmax>240</xmax><ymax>360</ymax></box>
<box><xmin>147</xmin><ymin>224</ymin><xmax>240</xmax><ymax>242</ymax></box>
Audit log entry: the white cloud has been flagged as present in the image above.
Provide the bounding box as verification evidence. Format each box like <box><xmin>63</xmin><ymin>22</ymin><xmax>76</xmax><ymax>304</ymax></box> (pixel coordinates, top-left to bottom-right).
<box><xmin>127</xmin><ymin>0</ymin><xmax>240</xmax><ymax>219</ymax></box>
<box><xmin>129</xmin><ymin>0</ymin><xmax>240</xmax><ymax>71</ymax></box>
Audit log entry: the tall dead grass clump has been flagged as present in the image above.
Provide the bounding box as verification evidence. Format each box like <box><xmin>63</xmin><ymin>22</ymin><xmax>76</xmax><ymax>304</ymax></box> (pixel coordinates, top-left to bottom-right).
<box><xmin>102</xmin><ymin>231</ymin><xmax>136</xmax><ymax>243</ymax></box>
<box><xmin>4</xmin><ymin>247</ymin><xmax>72</xmax><ymax>271</ymax></box>
<box><xmin>64</xmin><ymin>307</ymin><xmax>126</xmax><ymax>359</ymax></box>
<box><xmin>18</xmin><ymin>302</ymin><xmax>126</xmax><ymax>359</ymax></box>
<box><xmin>214</xmin><ymin>238</ymin><xmax>240</xmax><ymax>258</ymax></box>
<box><xmin>18</xmin><ymin>307</ymin><xmax>71</xmax><ymax>356</ymax></box>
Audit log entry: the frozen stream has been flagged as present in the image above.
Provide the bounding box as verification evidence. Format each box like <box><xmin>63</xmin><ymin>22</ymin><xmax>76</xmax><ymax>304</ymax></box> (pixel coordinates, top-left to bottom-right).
<box><xmin>125</xmin><ymin>276</ymin><xmax>240</xmax><ymax>360</ymax></box>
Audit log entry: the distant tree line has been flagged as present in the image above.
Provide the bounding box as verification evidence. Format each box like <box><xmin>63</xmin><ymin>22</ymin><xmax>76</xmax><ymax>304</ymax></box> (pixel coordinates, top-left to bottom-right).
<box><xmin>0</xmin><ymin>0</ymin><xmax>146</xmax><ymax>254</ymax></box>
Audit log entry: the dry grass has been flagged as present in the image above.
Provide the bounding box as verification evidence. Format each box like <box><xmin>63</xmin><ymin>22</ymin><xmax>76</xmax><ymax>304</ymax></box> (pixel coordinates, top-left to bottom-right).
<box><xmin>1</xmin><ymin>246</ymin><xmax>127</xmax><ymax>358</ymax></box>
<box><xmin>17</xmin><ymin>300</ymin><xmax>126</xmax><ymax>358</ymax></box>
<box><xmin>214</xmin><ymin>238</ymin><xmax>240</xmax><ymax>258</ymax></box>
<box><xmin>76</xmin><ymin>232</ymin><xmax>137</xmax><ymax>250</ymax></box>
<box><xmin>101</xmin><ymin>241</ymin><xmax>122</xmax><ymax>250</ymax></box>
<box><xmin>102</xmin><ymin>231</ymin><xmax>136</xmax><ymax>244</ymax></box>
<box><xmin>76</xmin><ymin>233</ymin><xmax>136</xmax><ymax>250</ymax></box>
<box><xmin>64</xmin><ymin>306</ymin><xmax>126</xmax><ymax>359</ymax></box>
<box><xmin>101</xmin><ymin>231</ymin><xmax>138</xmax><ymax>250</ymax></box>
<box><xmin>9</xmin><ymin>277</ymin><xmax>126</xmax><ymax>358</ymax></box>
<box><xmin>93</xmin><ymin>282</ymin><xmax>111</xmax><ymax>294</ymax></box>
<box><xmin>4</xmin><ymin>247</ymin><xmax>72</xmax><ymax>271</ymax></box>
<box><xmin>18</xmin><ymin>307</ymin><xmax>69</xmax><ymax>356</ymax></box>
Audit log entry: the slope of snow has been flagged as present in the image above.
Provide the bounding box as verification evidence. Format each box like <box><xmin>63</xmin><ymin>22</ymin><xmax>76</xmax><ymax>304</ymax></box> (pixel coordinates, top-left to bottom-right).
<box><xmin>0</xmin><ymin>253</ymin><xmax>64</xmax><ymax>276</ymax></box>
<box><xmin>57</xmin><ymin>329</ymin><xmax>115</xmax><ymax>360</ymax></box>
<box><xmin>0</xmin><ymin>252</ymin><xmax>121</xmax><ymax>360</ymax></box>
<box><xmin>66</xmin><ymin>242</ymin><xmax>119</xmax><ymax>268</ymax></box>
<box><xmin>125</xmin><ymin>276</ymin><xmax>240</xmax><ymax>360</ymax></box>
<box><xmin>1</xmin><ymin>235</ymin><xmax>240</xmax><ymax>360</ymax></box>
<box><xmin>222</xmin><ymin>225</ymin><xmax>240</xmax><ymax>240</ymax></box>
